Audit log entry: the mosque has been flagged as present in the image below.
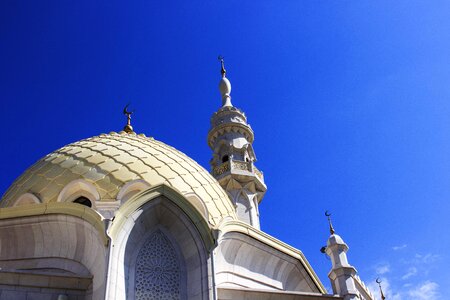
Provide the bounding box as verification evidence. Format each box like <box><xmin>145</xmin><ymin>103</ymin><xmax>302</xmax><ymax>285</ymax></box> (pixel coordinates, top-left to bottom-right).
<box><xmin>0</xmin><ymin>60</ymin><xmax>381</xmax><ymax>300</ymax></box>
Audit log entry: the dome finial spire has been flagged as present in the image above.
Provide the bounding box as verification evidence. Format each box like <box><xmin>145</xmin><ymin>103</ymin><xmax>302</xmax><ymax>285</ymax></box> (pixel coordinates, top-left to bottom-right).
<box><xmin>325</xmin><ymin>210</ymin><xmax>336</xmax><ymax>235</ymax></box>
<box><xmin>217</xmin><ymin>55</ymin><xmax>232</xmax><ymax>107</ymax></box>
<box><xmin>376</xmin><ymin>278</ymin><xmax>386</xmax><ymax>300</ymax></box>
<box><xmin>123</xmin><ymin>104</ymin><xmax>134</xmax><ymax>133</ymax></box>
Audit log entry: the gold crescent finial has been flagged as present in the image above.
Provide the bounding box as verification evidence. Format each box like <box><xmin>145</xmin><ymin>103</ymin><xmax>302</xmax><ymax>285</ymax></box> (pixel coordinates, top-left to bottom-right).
<box><xmin>218</xmin><ymin>55</ymin><xmax>226</xmax><ymax>78</ymax></box>
<box><xmin>325</xmin><ymin>210</ymin><xmax>335</xmax><ymax>235</ymax></box>
<box><xmin>123</xmin><ymin>103</ymin><xmax>134</xmax><ymax>133</ymax></box>
<box><xmin>376</xmin><ymin>278</ymin><xmax>386</xmax><ymax>300</ymax></box>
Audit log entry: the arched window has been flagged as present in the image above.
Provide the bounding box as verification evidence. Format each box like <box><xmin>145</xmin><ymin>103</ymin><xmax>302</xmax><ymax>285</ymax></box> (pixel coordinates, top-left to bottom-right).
<box><xmin>13</xmin><ymin>193</ymin><xmax>40</xmax><ymax>206</ymax></box>
<box><xmin>73</xmin><ymin>196</ymin><xmax>92</xmax><ymax>207</ymax></box>
<box><xmin>222</xmin><ymin>155</ymin><xmax>229</xmax><ymax>163</ymax></box>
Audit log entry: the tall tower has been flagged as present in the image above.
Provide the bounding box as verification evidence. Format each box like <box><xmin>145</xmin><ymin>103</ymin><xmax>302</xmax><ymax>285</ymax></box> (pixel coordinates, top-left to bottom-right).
<box><xmin>207</xmin><ymin>58</ymin><xmax>267</xmax><ymax>229</ymax></box>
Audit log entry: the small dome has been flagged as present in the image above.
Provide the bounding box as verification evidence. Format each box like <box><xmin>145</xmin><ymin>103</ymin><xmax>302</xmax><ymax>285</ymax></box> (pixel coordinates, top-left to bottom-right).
<box><xmin>1</xmin><ymin>132</ymin><xmax>236</xmax><ymax>225</ymax></box>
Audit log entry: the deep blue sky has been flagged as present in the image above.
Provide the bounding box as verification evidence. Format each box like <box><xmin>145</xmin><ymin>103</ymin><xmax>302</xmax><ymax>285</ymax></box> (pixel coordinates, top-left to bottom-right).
<box><xmin>1</xmin><ymin>1</ymin><xmax>448</xmax><ymax>297</ymax></box>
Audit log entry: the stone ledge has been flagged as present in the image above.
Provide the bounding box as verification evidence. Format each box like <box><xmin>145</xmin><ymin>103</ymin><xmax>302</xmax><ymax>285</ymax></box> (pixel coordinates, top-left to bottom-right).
<box><xmin>0</xmin><ymin>203</ymin><xmax>108</xmax><ymax>246</ymax></box>
<box><xmin>0</xmin><ymin>271</ymin><xmax>92</xmax><ymax>290</ymax></box>
<box><xmin>217</xmin><ymin>287</ymin><xmax>342</xmax><ymax>300</ymax></box>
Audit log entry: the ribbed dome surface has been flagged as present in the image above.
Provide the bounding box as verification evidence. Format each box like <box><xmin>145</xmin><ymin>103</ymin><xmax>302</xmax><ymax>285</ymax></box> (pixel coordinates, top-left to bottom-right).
<box><xmin>1</xmin><ymin>132</ymin><xmax>236</xmax><ymax>225</ymax></box>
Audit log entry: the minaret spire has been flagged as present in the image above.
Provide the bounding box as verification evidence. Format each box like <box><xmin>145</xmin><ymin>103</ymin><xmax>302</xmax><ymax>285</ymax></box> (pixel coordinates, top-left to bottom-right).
<box><xmin>217</xmin><ymin>56</ymin><xmax>232</xmax><ymax>107</ymax></box>
<box><xmin>219</xmin><ymin>55</ymin><xmax>226</xmax><ymax>78</ymax></box>
<box><xmin>376</xmin><ymin>278</ymin><xmax>386</xmax><ymax>300</ymax></box>
<box><xmin>325</xmin><ymin>210</ymin><xmax>336</xmax><ymax>235</ymax></box>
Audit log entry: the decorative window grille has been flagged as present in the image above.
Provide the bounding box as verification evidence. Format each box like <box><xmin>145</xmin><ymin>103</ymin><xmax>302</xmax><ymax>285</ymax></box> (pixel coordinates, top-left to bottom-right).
<box><xmin>135</xmin><ymin>230</ymin><xmax>181</xmax><ymax>300</ymax></box>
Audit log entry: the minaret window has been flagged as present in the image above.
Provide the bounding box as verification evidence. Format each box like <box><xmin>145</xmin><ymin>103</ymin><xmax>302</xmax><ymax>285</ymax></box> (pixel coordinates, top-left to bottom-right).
<box><xmin>73</xmin><ymin>196</ymin><xmax>92</xmax><ymax>207</ymax></box>
<box><xmin>222</xmin><ymin>155</ymin><xmax>229</xmax><ymax>163</ymax></box>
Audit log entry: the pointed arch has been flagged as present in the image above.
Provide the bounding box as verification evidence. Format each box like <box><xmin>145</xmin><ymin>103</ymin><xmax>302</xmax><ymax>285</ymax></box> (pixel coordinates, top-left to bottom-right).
<box><xmin>116</xmin><ymin>179</ymin><xmax>151</xmax><ymax>204</ymax></box>
<box><xmin>108</xmin><ymin>184</ymin><xmax>214</xmax><ymax>248</ymax></box>
<box><xmin>13</xmin><ymin>193</ymin><xmax>41</xmax><ymax>206</ymax></box>
<box><xmin>57</xmin><ymin>179</ymin><xmax>100</xmax><ymax>208</ymax></box>
<box><xmin>106</xmin><ymin>184</ymin><xmax>215</xmax><ymax>300</ymax></box>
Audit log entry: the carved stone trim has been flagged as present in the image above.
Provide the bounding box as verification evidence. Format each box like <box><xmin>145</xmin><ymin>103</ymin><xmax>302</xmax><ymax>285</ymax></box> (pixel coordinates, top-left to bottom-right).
<box><xmin>213</xmin><ymin>160</ymin><xmax>264</xmax><ymax>182</ymax></box>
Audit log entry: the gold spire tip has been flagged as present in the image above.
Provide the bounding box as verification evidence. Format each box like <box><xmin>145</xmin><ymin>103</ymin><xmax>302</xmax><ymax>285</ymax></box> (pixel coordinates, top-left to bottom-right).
<box><xmin>123</xmin><ymin>104</ymin><xmax>134</xmax><ymax>133</ymax></box>
<box><xmin>218</xmin><ymin>55</ymin><xmax>226</xmax><ymax>78</ymax></box>
<box><xmin>325</xmin><ymin>210</ymin><xmax>335</xmax><ymax>235</ymax></box>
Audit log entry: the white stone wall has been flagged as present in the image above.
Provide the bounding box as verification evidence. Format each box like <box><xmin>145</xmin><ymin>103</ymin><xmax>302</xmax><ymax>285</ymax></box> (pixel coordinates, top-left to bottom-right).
<box><xmin>214</xmin><ymin>231</ymin><xmax>321</xmax><ymax>293</ymax></box>
<box><xmin>0</xmin><ymin>213</ymin><xmax>108</xmax><ymax>299</ymax></box>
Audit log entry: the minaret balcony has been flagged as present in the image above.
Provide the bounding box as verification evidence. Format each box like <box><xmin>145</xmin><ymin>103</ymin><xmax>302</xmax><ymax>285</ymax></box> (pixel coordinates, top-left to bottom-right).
<box><xmin>212</xmin><ymin>159</ymin><xmax>265</xmax><ymax>182</ymax></box>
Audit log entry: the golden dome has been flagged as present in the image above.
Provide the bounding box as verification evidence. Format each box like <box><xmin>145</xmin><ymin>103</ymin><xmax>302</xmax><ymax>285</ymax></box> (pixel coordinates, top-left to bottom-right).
<box><xmin>1</xmin><ymin>131</ymin><xmax>236</xmax><ymax>225</ymax></box>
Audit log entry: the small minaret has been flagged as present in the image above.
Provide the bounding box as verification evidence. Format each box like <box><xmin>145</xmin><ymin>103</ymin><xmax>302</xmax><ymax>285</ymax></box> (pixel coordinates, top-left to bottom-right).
<box><xmin>324</xmin><ymin>211</ymin><xmax>359</xmax><ymax>300</ymax></box>
<box><xmin>207</xmin><ymin>57</ymin><xmax>267</xmax><ymax>229</ymax></box>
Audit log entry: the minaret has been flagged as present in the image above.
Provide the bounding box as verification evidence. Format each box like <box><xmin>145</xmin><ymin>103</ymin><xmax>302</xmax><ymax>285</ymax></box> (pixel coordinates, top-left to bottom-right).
<box><xmin>324</xmin><ymin>212</ymin><xmax>359</xmax><ymax>300</ymax></box>
<box><xmin>207</xmin><ymin>57</ymin><xmax>267</xmax><ymax>229</ymax></box>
